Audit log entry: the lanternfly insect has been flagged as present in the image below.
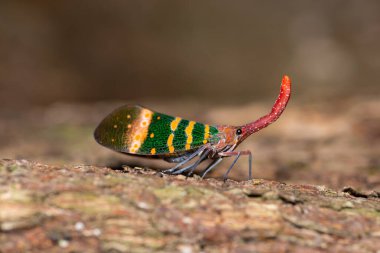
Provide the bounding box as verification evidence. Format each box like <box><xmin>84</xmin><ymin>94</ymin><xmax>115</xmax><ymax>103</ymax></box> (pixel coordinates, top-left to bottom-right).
<box><xmin>94</xmin><ymin>75</ymin><xmax>291</xmax><ymax>180</ymax></box>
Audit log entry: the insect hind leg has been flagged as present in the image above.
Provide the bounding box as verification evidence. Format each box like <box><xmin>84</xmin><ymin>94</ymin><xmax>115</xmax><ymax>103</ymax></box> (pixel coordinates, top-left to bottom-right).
<box><xmin>171</xmin><ymin>149</ymin><xmax>210</xmax><ymax>175</ymax></box>
<box><xmin>162</xmin><ymin>145</ymin><xmax>208</xmax><ymax>174</ymax></box>
<box><xmin>164</xmin><ymin>153</ymin><xmax>192</xmax><ymax>163</ymax></box>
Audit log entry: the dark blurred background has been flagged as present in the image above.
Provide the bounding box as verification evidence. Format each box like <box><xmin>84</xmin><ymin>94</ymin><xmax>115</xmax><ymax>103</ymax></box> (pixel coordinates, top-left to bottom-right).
<box><xmin>1</xmin><ymin>0</ymin><xmax>379</xmax><ymax>108</ymax></box>
<box><xmin>0</xmin><ymin>1</ymin><xmax>379</xmax><ymax>188</ymax></box>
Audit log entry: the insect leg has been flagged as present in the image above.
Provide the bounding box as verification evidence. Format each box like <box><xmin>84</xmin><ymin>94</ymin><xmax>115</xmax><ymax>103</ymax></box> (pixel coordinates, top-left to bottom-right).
<box><xmin>222</xmin><ymin>152</ymin><xmax>241</xmax><ymax>181</ymax></box>
<box><xmin>163</xmin><ymin>145</ymin><xmax>208</xmax><ymax>174</ymax></box>
<box><xmin>186</xmin><ymin>153</ymin><xmax>208</xmax><ymax>176</ymax></box>
<box><xmin>219</xmin><ymin>150</ymin><xmax>252</xmax><ymax>180</ymax></box>
<box><xmin>172</xmin><ymin>149</ymin><xmax>211</xmax><ymax>175</ymax></box>
<box><xmin>201</xmin><ymin>158</ymin><xmax>223</xmax><ymax>179</ymax></box>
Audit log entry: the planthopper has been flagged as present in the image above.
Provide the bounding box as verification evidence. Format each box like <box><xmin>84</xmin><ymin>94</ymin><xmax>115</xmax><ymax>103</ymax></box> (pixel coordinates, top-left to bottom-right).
<box><xmin>94</xmin><ymin>75</ymin><xmax>291</xmax><ymax>180</ymax></box>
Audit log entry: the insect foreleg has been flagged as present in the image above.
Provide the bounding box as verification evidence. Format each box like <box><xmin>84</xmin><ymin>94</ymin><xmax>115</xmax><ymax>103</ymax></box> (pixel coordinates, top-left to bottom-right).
<box><xmin>222</xmin><ymin>152</ymin><xmax>241</xmax><ymax>181</ymax></box>
<box><xmin>219</xmin><ymin>150</ymin><xmax>252</xmax><ymax>180</ymax></box>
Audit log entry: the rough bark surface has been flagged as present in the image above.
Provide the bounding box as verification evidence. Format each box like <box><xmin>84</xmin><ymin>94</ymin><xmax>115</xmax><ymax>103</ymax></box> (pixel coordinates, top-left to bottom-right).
<box><xmin>1</xmin><ymin>159</ymin><xmax>380</xmax><ymax>253</ymax></box>
<box><xmin>1</xmin><ymin>99</ymin><xmax>379</xmax><ymax>252</ymax></box>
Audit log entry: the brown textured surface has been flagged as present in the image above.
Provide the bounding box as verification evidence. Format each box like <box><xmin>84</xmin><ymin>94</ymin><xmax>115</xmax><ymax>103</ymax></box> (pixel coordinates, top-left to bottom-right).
<box><xmin>0</xmin><ymin>98</ymin><xmax>379</xmax><ymax>252</ymax></box>
<box><xmin>1</xmin><ymin>159</ymin><xmax>380</xmax><ymax>253</ymax></box>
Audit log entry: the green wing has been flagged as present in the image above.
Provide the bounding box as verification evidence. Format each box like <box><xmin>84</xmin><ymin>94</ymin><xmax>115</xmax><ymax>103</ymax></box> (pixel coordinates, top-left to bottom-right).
<box><xmin>94</xmin><ymin>105</ymin><xmax>219</xmax><ymax>156</ymax></box>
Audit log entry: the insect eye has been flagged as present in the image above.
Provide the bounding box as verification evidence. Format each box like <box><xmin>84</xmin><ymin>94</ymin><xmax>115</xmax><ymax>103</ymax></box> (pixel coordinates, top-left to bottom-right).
<box><xmin>236</xmin><ymin>129</ymin><xmax>242</xmax><ymax>135</ymax></box>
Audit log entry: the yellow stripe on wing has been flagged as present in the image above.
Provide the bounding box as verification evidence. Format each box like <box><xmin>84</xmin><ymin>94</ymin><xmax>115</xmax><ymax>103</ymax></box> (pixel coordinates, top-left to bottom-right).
<box><xmin>185</xmin><ymin>121</ymin><xmax>195</xmax><ymax>150</ymax></box>
<box><xmin>170</xmin><ymin>117</ymin><xmax>181</xmax><ymax>131</ymax></box>
<box><xmin>203</xmin><ymin>124</ymin><xmax>210</xmax><ymax>144</ymax></box>
<box><xmin>167</xmin><ymin>133</ymin><xmax>175</xmax><ymax>153</ymax></box>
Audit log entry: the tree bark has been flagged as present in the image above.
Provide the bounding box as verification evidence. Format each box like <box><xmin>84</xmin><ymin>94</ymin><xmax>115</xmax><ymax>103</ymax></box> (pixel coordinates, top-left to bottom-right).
<box><xmin>1</xmin><ymin>159</ymin><xmax>380</xmax><ymax>253</ymax></box>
